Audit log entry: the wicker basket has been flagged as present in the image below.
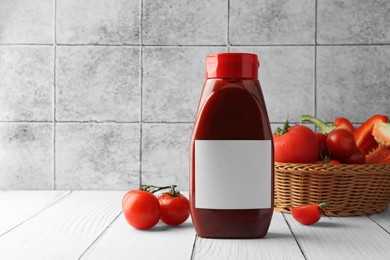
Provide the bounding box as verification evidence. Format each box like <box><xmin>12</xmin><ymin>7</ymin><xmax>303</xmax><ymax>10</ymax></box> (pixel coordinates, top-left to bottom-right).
<box><xmin>274</xmin><ymin>162</ymin><xmax>390</xmax><ymax>216</ymax></box>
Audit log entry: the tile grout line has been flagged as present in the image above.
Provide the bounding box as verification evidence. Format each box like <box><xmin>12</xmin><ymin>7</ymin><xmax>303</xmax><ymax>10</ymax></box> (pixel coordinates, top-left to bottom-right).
<box><xmin>139</xmin><ymin>0</ymin><xmax>144</xmax><ymax>186</ymax></box>
<box><xmin>53</xmin><ymin>0</ymin><xmax>57</xmax><ymax>190</ymax></box>
<box><xmin>227</xmin><ymin>0</ymin><xmax>230</xmax><ymax>52</ymax></box>
<box><xmin>3</xmin><ymin>43</ymin><xmax>390</xmax><ymax>47</ymax></box>
<box><xmin>0</xmin><ymin>120</ymin><xmax>370</xmax><ymax>124</ymax></box>
<box><xmin>314</xmin><ymin>0</ymin><xmax>317</xmax><ymax>118</ymax></box>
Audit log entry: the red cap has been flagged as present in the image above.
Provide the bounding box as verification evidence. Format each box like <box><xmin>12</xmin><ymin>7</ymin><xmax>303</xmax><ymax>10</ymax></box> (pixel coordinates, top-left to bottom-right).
<box><xmin>206</xmin><ymin>53</ymin><xmax>259</xmax><ymax>79</ymax></box>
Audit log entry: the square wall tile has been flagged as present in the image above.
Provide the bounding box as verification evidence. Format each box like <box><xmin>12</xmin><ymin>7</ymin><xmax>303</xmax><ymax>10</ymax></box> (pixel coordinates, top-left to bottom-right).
<box><xmin>0</xmin><ymin>123</ymin><xmax>53</xmax><ymax>189</ymax></box>
<box><xmin>317</xmin><ymin>46</ymin><xmax>390</xmax><ymax>122</ymax></box>
<box><xmin>142</xmin><ymin>0</ymin><xmax>227</xmax><ymax>45</ymax></box>
<box><xmin>57</xmin><ymin>0</ymin><xmax>140</xmax><ymax>44</ymax></box>
<box><xmin>56</xmin><ymin>46</ymin><xmax>140</xmax><ymax>122</ymax></box>
<box><xmin>143</xmin><ymin>47</ymin><xmax>226</xmax><ymax>122</ymax></box>
<box><xmin>0</xmin><ymin>46</ymin><xmax>53</xmax><ymax>121</ymax></box>
<box><xmin>0</xmin><ymin>0</ymin><xmax>53</xmax><ymax>43</ymax></box>
<box><xmin>318</xmin><ymin>0</ymin><xmax>390</xmax><ymax>44</ymax></box>
<box><xmin>231</xmin><ymin>47</ymin><xmax>315</xmax><ymax>123</ymax></box>
<box><xmin>142</xmin><ymin>123</ymin><xmax>192</xmax><ymax>191</ymax></box>
<box><xmin>56</xmin><ymin>123</ymin><xmax>140</xmax><ymax>190</ymax></box>
<box><xmin>230</xmin><ymin>0</ymin><xmax>315</xmax><ymax>45</ymax></box>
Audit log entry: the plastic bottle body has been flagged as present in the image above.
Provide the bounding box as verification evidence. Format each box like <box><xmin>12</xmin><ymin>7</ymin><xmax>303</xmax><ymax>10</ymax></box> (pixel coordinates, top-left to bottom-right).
<box><xmin>190</xmin><ymin>77</ymin><xmax>274</xmax><ymax>239</ymax></box>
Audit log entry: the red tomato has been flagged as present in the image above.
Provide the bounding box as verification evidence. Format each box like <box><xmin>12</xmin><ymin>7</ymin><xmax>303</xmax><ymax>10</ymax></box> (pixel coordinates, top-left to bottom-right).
<box><xmin>291</xmin><ymin>203</ymin><xmax>327</xmax><ymax>225</ymax></box>
<box><xmin>344</xmin><ymin>151</ymin><xmax>365</xmax><ymax>164</ymax></box>
<box><xmin>158</xmin><ymin>193</ymin><xmax>190</xmax><ymax>226</ymax></box>
<box><xmin>315</xmin><ymin>132</ymin><xmax>330</xmax><ymax>159</ymax></box>
<box><xmin>122</xmin><ymin>190</ymin><xmax>160</xmax><ymax>230</ymax></box>
<box><xmin>273</xmin><ymin>124</ymin><xmax>319</xmax><ymax>163</ymax></box>
<box><xmin>315</xmin><ymin>159</ymin><xmax>341</xmax><ymax>165</ymax></box>
<box><xmin>327</xmin><ymin>129</ymin><xmax>356</xmax><ymax>161</ymax></box>
<box><xmin>327</xmin><ymin>129</ymin><xmax>365</xmax><ymax>164</ymax></box>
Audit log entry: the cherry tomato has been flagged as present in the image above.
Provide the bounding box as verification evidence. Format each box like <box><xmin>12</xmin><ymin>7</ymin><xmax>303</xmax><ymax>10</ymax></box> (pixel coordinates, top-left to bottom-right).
<box><xmin>327</xmin><ymin>129</ymin><xmax>356</xmax><ymax>161</ymax></box>
<box><xmin>158</xmin><ymin>193</ymin><xmax>190</xmax><ymax>226</ymax></box>
<box><xmin>344</xmin><ymin>151</ymin><xmax>365</xmax><ymax>164</ymax></box>
<box><xmin>327</xmin><ymin>129</ymin><xmax>365</xmax><ymax>164</ymax></box>
<box><xmin>273</xmin><ymin>123</ymin><xmax>319</xmax><ymax>163</ymax></box>
<box><xmin>122</xmin><ymin>190</ymin><xmax>160</xmax><ymax>230</ymax></box>
<box><xmin>291</xmin><ymin>202</ymin><xmax>327</xmax><ymax>225</ymax></box>
<box><xmin>315</xmin><ymin>159</ymin><xmax>341</xmax><ymax>165</ymax></box>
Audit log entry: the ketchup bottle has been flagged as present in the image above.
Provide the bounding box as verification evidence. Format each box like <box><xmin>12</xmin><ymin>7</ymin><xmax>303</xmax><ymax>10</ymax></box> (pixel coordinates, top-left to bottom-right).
<box><xmin>190</xmin><ymin>53</ymin><xmax>274</xmax><ymax>238</ymax></box>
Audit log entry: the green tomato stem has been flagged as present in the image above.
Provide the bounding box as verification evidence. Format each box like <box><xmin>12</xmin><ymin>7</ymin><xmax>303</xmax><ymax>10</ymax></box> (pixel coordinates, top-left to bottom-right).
<box><xmin>275</xmin><ymin>120</ymin><xmax>291</xmax><ymax>136</ymax></box>
<box><xmin>318</xmin><ymin>202</ymin><xmax>332</xmax><ymax>219</ymax></box>
<box><xmin>300</xmin><ymin>115</ymin><xmax>336</xmax><ymax>135</ymax></box>
<box><xmin>139</xmin><ymin>184</ymin><xmax>178</xmax><ymax>194</ymax></box>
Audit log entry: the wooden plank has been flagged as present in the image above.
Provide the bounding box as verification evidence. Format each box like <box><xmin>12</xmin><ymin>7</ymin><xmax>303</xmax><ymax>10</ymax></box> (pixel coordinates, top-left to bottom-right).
<box><xmin>80</xmin><ymin>192</ymin><xmax>196</xmax><ymax>260</ymax></box>
<box><xmin>192</xmin><ymin>212</ymin><xmax>305</xmax><ymax>260</ymax></box>
<box><xmin>0</xmin><ymin>190</ymin><xmax>70</xmax><ymax>236</ymax></box>
<box><xmin>369</xmin><ymin>204</ymin><xmax>390</xmax><ymax>234</ymax></box>
<box><xmin>80</xmin><ymin>213</ymin><xmax>195</xmax><ymax>260</ymax></box>
<box><xmin>284</xmin><ymin>213</ymin><xmax>390</xmax><ymax>260</ymax></box>
<box><xmin>0</xmin><ymin>191</ymin><xmax>124</xmax><ymax>260</ymax></box>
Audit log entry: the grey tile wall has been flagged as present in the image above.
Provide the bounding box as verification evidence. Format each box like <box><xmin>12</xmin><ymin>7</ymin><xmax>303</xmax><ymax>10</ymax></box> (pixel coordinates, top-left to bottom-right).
<box><xmin>0</xmin><ymin>123</ymin><xmax>53</xmax><ymax>189</ymax></box>
<box><xmin>56</xmin><ymin>123</ymin><xmax>140</xmax><ymax>190</ymax></box>
<box><xmin>230</xmin><ymin>0</ymin><xmax>315</xmax><ymax>45</ymax></box>
<box><xmin>142</xmin><ymin>47</ymin><xmax>226</xmax><ymax>122</ymax></box>
<box><xmin>142</xmin><ymin>0</ymin><xmax>227</xmax><ymax>45</ymax></box>
<box><xmin>0</xmin><ymin>0</ymin><xmax>389</xmax><ymax>190</ymax></box>
<box><xmin>0</xmin><ymin>0</ymin><xmax>54</xmax><ymax>44</ymax></box>
<box><xmin>56</xmin><ymin>46</ymin><xmax>140</xmax><ymax>122</ymax></box>
<box><xmin>0</xmin><ymin>46</ymin><xmax>54</xmax><ymax>121</ymax></box>
<box><xmin>57</xmin><ymin>0</ymin><xmax>140</xmax><ymax>45</ymax></box>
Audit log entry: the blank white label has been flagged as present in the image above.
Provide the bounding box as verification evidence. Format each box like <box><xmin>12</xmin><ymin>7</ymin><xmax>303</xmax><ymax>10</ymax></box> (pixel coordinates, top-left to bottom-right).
<box><xmin>195</xmin><ymin>140</ymin><xmax>272</xmax><ymax>210</ymax></box>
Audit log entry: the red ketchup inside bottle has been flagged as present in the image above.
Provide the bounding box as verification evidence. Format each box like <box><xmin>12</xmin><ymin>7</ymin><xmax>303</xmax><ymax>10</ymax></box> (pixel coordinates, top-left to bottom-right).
<box><xmin>190</xmin><ymin>53</ymin><xmax>274</xmax><ymax>238</ymax></box>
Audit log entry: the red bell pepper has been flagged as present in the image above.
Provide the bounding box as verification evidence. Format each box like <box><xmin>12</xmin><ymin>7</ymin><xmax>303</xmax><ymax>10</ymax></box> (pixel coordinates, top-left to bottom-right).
<box><xmin>366</xmin><ymin>147</ymin><xmax>390</xmax><ymax>164</ymax></box>
<box><xmin>334</xmin><ymin>117</ymin><xmax>355</xmax><ymax>133</ymax></box>
<box><xmin>354</xmin><ymin>115</ymin><xmax>389</xmax><ymax>154</ymax></box>
<box><xmin>372</xmin><ymin>120</ymin><xmax>390</xmax><ymax>148</ymax></box>
<box><xmin>367</xmin><ymin>120</ymin><xmax>390</xmax><ymax>164</ymax></box>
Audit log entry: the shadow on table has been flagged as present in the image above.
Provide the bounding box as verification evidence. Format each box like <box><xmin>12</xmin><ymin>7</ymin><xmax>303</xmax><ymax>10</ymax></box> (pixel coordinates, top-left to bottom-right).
<box><xmin>144</xmin><ymin>222</ymin><xmax>194</xmax><ymax>232</ymax></box>
<box><xmin>264</xmin><ymin>232</ymin><xmax>296</xmax><ymax>240</ymax></box>
<box><xmin>312</xmin><ymin>221</ymin><xmax>350</xmax><ymax>228</ymax></box>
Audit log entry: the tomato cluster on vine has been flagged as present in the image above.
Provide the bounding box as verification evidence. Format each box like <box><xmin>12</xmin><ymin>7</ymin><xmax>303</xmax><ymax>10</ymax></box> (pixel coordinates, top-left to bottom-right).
<box><xmin>122</xmin><ymin>185</ymin><xmax>190</xmax><ymax>230</ymax></box>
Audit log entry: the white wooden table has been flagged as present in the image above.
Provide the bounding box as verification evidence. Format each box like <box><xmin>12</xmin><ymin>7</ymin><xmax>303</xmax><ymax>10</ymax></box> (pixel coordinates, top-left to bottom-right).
<box><xmin>0</xmin><ymin>191</ymin><xmax>389</xmax><ymax>260</ymax></box>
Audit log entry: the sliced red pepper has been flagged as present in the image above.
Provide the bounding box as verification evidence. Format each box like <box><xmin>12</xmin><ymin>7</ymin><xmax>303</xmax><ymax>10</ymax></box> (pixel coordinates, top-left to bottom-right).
<box><xmin>354</xmin><ymin>115</ymin><xmax>389</xmax><ymax>154</ymax></box>
<box><xmin>372</xmin><ymin>121</ymin><xmax>390</xmax><ymax>148</ymax></box>
<box><xmin>366</xmin><ymin>146</ymin><xmax>390</xmax><ymax>164</ymax></box>
<box><xmin>300</xmin><ymin>115</ymin><xmax>354</xmax><ymax>134</ymax></box>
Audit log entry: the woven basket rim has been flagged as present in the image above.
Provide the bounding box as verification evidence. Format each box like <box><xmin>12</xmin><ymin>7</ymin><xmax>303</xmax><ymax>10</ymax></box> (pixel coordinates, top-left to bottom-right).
<box><xmin>274</xmin><ymin>162</ymin><xmax>390</xmax><ymax>216</ymax></box>
<box><xmin>275</xmin><ymin>162</ymin><xmax>390</xmax><ymax>175</ymax></box>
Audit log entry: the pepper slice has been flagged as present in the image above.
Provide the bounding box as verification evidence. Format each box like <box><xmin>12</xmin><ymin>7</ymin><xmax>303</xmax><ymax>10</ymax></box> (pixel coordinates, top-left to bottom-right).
<box><xmin>354</xmin><ymin>115</ymin><xmax>389</xmax><ymax>154</ymax></box>
<box><xmin>372</xmin><ymin>121</ymin><xmax>390</xmax><ymax>148</ymax></box>
<box><xmin>366</xmin><ymin>146</ymin><xmax>390</xmax><ymax>164</ymax></box>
